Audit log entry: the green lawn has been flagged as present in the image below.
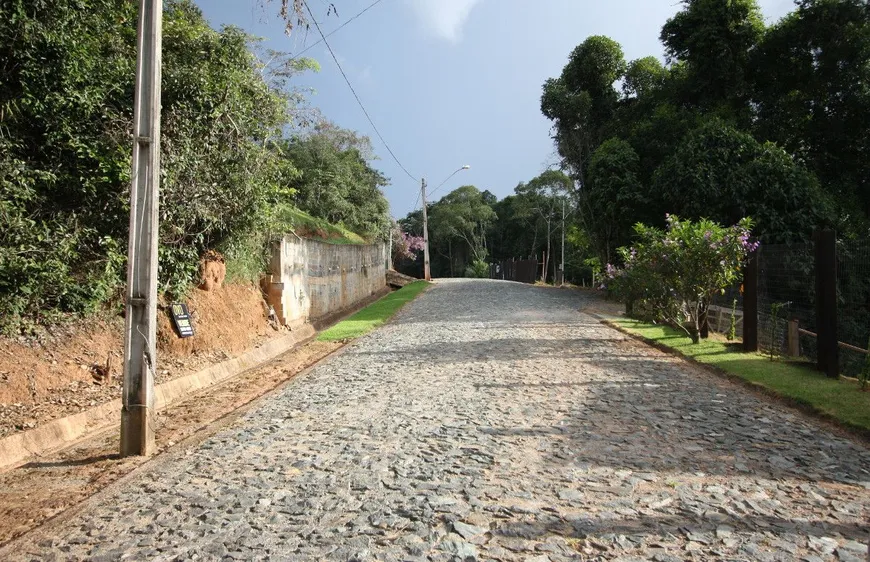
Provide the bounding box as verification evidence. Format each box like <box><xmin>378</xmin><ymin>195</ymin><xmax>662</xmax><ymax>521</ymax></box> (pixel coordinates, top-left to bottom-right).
<box><xmin>614</xmin><ymin>318</ymin><xmax>870</xmax><ymax>434</ymax></box>
<box><xmin>318</xmin><ymin>281</ymin><xmax>430</xmax><ymax>342</ymax></box>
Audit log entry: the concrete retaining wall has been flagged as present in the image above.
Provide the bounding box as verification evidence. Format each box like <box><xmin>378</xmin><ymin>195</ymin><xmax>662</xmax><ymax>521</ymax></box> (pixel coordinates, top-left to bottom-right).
<box><xmin>263</xmin><ymin>236</ymin><xmax>386</xmax><ymax>327</ymax></box>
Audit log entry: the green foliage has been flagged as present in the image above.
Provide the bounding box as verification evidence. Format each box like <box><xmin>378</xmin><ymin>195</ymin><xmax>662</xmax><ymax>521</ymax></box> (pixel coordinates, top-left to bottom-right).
<box><xmin>728</xmin><ymin>298</ymin><xmax>738</xmax><ymax>341</ymax></box>
<box><xmin>278</xmin><ymin>123</ymin><xmax>391</xmax><ymax>239</ymax></box>
<box><xmin>608</xmin><ymin>216</ymin><xmax>757</xmax><ymax>343</ymax></box>
<box><xmin>661</xmin><ymin>0</ymin><xmax>764</xmax><ymax>116</ymax></box>
<box><xmin>586</xmin><ymin>138</ymin><xmax>645</xmax><ymax>263</ymax></box>
<box><xmin>0</xmin><ymin>0</ymin><xmax>323</xmax><ymax>331</ymax></box>
<box><xmin>430</xmin><ymin>185</ymin><xmax>497</xmax><ymax>265</ymax></box>
<box><xmin>769</xmin><ymin>302</ymin><xmax>787</xmax><ymax>361</ymax></box>
<box><xmin>540</xmin><ymin>36</ymin><xmax>625</xmax><ymax>184</ymax></box>
<box><xmin>653</xmin><ymin>119</ymin><xmax>828</xmax><ymax>243</ymax></box>
<box><xmin>464</xmin><ymin>260</ymin><xmax>489</xmax><ymax>279</ymax></box>
<box><xmin>623</xmin><ymin>57</ymin><xmax>668</xmax><ymax>99</ymax></box>
<box><xmin>158</xmin><ymin>1</ymin><xmax>305</xmax><ymax>295</ymax></box>
<box><xmin>276</xmin><ymin>206</ymin><xmax>367</xmax><ymax>245</ymax></box>
<box><xmin>317</xmin><ymin>281</ymin><xmax>429</xmax><ymax>341</ymax></box>
<box><xmin>750</xmin><ymin>0</ymin><xmax>870</xmax><ymax>232</ymax></box>
<box><xmin>513</xmin><ymin>170</ymin><xmax>573</xmax><ymax>282</ymax></box>
<box><xmin>539</xmin><ymin>0</ymin><xmax>870</xmax><ymax>257</ymax></box>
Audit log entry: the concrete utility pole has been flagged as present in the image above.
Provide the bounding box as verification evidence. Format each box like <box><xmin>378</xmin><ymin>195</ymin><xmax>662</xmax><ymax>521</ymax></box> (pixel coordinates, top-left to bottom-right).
<box><xmin>388</xmin><ymin>225</ymin><xmax>393</xmax><ymax>271</ymax></box>
<box><xmin>560</xmin><ymin>198</ymin><xmax>566</xmax><ymax>287</ymax></box>
<box><xmin>121</xmin><ymin>0</ymin><xmax>162</xmax><ymax>457</ymax></box>
<box><xmin>421</xmin><ymin>178</ymin><xmax>431</xmax><ymax>281</ymax></box>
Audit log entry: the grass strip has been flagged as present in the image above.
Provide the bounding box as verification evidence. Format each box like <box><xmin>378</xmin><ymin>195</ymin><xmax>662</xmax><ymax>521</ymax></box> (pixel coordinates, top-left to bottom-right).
<box><xmin>614</xmin><ymin>318</ymin><xmax>870</xmax><ymax>434</ymax></box>
<box><xmin>278</xmin><ymin>206</ymin><xmax>368</xmax><ymax>245</ymax></box>
<box><xmin>318</xmin><ymin>281</ymin><xmax>429</xmax><ymax>342</ymax></box>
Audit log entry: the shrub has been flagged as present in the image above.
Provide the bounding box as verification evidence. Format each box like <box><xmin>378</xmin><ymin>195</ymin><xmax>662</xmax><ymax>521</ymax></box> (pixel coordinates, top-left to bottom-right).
<box><xmin>608</xmin><ymin>215</ymin><xmax>758</xmax><ymax>342</ymax></box>
<box><xmin>464</xmin><ymin>260</ymin><xmax>490</xmax><ymax>279</ymax></box>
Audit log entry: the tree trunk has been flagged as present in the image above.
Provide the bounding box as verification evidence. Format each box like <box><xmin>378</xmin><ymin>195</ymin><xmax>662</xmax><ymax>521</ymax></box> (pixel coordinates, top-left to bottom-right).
<box><xmin>699</xmin><ymin>301</ymin><xmax>710</xmax><ymax>339</ymax></box>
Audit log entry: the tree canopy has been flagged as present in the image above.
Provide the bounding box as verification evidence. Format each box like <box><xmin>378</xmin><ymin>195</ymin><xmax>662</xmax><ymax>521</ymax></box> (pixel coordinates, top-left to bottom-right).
<box><xmin>538</xmin><ymin>0</ymin><xmax>869</xmax><ymax>268</ymax></box>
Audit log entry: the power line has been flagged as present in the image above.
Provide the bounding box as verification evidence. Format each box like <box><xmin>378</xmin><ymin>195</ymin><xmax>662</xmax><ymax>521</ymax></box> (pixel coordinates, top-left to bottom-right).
<box><xmin>303</xmin><ymin>1</ymin><xmax>418</xmax><ymax>183</ymax></box>
<box><xmin>292</xmin><ymin>0</ymin><xmax>384</xmax><ymax>60</ymax></box>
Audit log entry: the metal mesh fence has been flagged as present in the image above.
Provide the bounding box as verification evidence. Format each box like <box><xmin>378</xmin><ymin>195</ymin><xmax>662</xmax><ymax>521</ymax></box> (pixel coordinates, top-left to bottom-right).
<box><xmin>837</xmin><ymin>239</ymin><xmax>870</xmax><ymax>378</ymax></box>
<box><xmin>710</xmin><ymin>239</ymin><xmax>870</xmax><ymax>378</ymax></box>
<box><xmin>756</xmin><ymin>243</ymin><xmax>817</xmax><ymax>360</ymax></box>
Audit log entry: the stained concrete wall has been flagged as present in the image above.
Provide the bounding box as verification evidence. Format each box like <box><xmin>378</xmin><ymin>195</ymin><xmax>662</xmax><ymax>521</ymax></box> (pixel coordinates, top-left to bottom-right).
<box><xmin>263</xmin><ymin>236</ymin><xmax>386</xmax><ymax>327</ymax></box>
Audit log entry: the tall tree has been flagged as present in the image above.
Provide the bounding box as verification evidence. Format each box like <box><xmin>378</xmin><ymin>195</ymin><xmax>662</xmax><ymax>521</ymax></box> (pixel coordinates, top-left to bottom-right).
<box><xmin>661</xmin><ymin>0</ymin><xmax>765</xmax><ymax>121</ymax></box>
<box><xmin>514</xmin><ymin>170</ymin><xmax>574</xmax><ymax>281</ymax></box>
<box><xmin>279</xmin><ymin>122</ymin><xmax>391</xmax><ymax>237</ymax></box>
<box><xmin>653</xmin><ymin>119</ymin><xmax>829</xmax><ymax>243</ymax></box>
<box><xmin>586</xmin><ymin>138</ymin><xmax>647</xmax><ymax>264</ymax></box>
<box><xmin>430</xmin><ymin>185</ymin><xmax>497</xmax><ymax>273</ymax></box>
<box><xmin>751</xmin><ymin>0</ymin><xmax>870</xmax><ymax>231</ymax></box>
<box><xmin>541</xmin><ymin>36</ymin><xmax>626</xmax><ymax>185</ymax></box>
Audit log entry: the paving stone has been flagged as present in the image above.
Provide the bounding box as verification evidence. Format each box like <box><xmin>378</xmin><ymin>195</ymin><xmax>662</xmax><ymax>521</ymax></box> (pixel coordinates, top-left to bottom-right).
<box><xmin>3</xmin><ymin>280</ymin><xmax>869</xmax><ymax>561</ymax></box>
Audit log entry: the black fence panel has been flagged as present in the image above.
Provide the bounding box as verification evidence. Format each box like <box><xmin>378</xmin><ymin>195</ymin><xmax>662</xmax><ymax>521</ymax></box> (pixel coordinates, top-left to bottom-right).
<box><xmin>490</xmin><ymin>259</ymin><xmax>537</xmax><ymax>284</ymax></box>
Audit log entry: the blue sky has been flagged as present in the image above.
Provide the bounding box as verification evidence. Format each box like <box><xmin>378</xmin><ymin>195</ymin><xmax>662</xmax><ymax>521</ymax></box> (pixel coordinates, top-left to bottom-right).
<box><xmin>200</xmin><ymin>0</ymin><xmax>796</xmax><ymax>219</ymax></box>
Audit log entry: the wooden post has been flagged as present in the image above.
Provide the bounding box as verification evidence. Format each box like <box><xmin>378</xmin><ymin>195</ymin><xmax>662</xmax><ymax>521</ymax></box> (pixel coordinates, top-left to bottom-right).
<box><xmin>743</xmin><ymin>249</ymin><xmax>759</xmax><ymax>352</ymax></box>
<box><xmin>699</xmin><ymin>305</ymin><xmax>709</xmax><ymax>339</ymax></box>
<box><xmin>814</xmin><ymin>229</ymin><xmax>838</xmax><ymax>378</ymax></box>
<box><xmin>788</xmin><ymin>319</ymin><xmax>800</xmax><ymax>357</ymax></box>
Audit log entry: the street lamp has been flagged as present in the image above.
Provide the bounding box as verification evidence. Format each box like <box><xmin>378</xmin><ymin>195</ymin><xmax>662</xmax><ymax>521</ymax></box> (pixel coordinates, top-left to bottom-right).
<box><xmin>421</xmin><ymin>165</ymin><xmax>471</xmax><ymax>281</ymax></box>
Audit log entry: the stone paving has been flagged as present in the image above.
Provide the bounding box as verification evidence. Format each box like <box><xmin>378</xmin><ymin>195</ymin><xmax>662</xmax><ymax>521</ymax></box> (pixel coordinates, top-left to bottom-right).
<box><xmin>9</xmin><ymin>280</ymin><xmax>870</xmax><ymax>561</ymax></box>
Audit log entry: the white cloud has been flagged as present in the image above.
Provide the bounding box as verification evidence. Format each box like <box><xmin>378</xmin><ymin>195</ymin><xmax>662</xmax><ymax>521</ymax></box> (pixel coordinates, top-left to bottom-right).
<box><xmin>409</xmin><ymin>0</ymin><xmax>482</xmax><ymax>43</ymax></box>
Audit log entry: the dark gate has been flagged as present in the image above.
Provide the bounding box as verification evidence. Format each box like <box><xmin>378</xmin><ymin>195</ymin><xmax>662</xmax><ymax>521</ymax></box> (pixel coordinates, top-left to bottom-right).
<box><xmin>490</xmin><ymin>259</ymin><xmax>537</xmax><ymax>284</ymax></box>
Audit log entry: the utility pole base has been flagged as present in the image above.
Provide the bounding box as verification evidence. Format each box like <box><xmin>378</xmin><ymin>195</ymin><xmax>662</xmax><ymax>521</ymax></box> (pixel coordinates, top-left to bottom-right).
<box><xmin>120</xmin><ymin>405</ymin><xmax>155</xmax><ymax>457</ymax></box>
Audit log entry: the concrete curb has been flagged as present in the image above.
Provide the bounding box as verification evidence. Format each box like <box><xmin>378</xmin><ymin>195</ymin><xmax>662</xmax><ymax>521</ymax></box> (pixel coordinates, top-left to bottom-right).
<box><xmin>0</xmin><ymin>325</ymin><xmax>315</xmax><ymax>472</ymax></box>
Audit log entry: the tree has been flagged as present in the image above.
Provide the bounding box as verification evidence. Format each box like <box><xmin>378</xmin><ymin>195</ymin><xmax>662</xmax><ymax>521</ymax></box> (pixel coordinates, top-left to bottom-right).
<box><xmin>661</xmin><ymin>0</ymin><xmax>764</xmax><ymax>120</ymax></box>
<box><xmin>514</xmin><ymin>170</ymin><xmax>573</xmax><ymax>282</ymax></box>
<box><xmin>429</xmin><ymin>186</ymin><xmax>497</xmax><ymax>275</ymax></box>
<box><xmin>0</xmin><ymin>0</ymin><xmax>315</xmax><ymax>330</ymax></box>
<box><xmin>622</xmin><ymin>57</ymin><xmax>667</xmax><ymax>100</ymax></box>
<box><xmin>585</xmin><ymin>138</ymin><xmax>647</xmax><ymax>265</ymax></box>
<box><xmin>751</xmin><ymin>0</ymin><xmax>870</xmax><ymax>232</ymax></box>
<box><xmin>278</xmin><ymin>122</ymin><xmax>391</xmax><ymax>238</ymax></box>
<box><xmin>608</xmin><ymin>216</ymin><xmax>759</xmax><ymax>342</ymax></box>
<box><xmin>653</xmin><ymin>119</ymin><xmax>828</xmax><ymax>243</ymax></box>
<box><xmin>541</xmin><ymin>36</ymin><xmax>626</xmax><ymax>185</ymax></box>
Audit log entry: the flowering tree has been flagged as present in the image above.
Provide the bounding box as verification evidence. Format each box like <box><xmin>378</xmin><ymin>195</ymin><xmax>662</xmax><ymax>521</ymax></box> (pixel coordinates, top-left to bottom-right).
<box><xmin>391</xmin><ymin>224</ymin><xmax>425</xmax><ymax>268</ymax></box>
<box><xmin>608</xmin><ymin>215</ymin><xmax>759</xmax><ymax>342</ymax></box>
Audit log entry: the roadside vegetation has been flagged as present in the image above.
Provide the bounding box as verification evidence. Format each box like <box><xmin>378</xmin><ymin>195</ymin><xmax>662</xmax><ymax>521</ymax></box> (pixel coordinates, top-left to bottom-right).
<box><xmin>0</xmin><ymin>0</ymin><xmax>391</xmax><ymax>334</ymax></box>
<box><xmin>317</xmin><ymin>282</ymin><xmax>429</xmax><ymax>342</ymax></box>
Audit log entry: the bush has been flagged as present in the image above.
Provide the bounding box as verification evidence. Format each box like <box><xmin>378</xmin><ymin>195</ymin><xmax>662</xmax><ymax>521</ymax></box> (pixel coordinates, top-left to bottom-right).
<box><xmin>464</xmin><ymin>260</ymin><xmax>490</xmax><ymax>279</ymax></box>
<box><xmin>608</xmin><ymin>215</ymin><xmax>758</xmax><ymax>342</ymax></box>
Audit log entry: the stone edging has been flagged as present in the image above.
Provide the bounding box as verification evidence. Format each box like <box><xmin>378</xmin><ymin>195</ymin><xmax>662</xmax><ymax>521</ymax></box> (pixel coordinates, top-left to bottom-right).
<box><xmin>0</xmin><ymin>325</ymin><xmax>315</xmax><ymax>472</ymax></box>
<box><xmin>600</xmin><ymin>317</ymin><xmax>870</xmax><ymax>444</ymax></box>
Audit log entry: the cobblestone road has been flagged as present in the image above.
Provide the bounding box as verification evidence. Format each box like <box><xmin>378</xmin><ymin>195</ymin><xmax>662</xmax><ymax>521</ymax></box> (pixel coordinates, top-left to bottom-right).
<box><xmin>9</xmin><ymin>280</ymin><xmax>870</xmax><ymax>561</ymax></box>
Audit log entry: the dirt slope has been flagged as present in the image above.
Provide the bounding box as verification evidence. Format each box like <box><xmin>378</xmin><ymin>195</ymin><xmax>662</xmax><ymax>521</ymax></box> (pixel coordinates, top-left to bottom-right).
<box><xmin>0</xmin><ymin>283</ymin><xmax>280</xmax><ymax>437</ymax></box>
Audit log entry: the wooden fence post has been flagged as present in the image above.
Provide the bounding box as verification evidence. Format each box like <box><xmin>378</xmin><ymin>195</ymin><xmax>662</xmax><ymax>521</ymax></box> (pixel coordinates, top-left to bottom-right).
<box><xmin>814</xmin><ymin>229</ymin><xmax>839</xmax><ymax>378</ymax></box>
<box><xmin>788</xmin><ymin>319</ymin><xmax>800</xmax><ymax>357</ymax></box>
<box><xmin>743</xmin><ymin>249</ymin><xmax>759</xmax><ymax>352</ymax></box>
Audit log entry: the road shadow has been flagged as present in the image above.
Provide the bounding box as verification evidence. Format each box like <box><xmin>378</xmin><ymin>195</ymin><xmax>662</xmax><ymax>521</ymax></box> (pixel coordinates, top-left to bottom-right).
<box><xmin>21</xmin><ymin>453</ymin><xmax>119</xmax><ymax>469</ymax></box>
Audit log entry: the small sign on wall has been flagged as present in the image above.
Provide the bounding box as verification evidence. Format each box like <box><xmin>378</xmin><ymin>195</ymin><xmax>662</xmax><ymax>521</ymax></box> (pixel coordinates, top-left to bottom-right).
<box><xmin>170</xmin><ymin>303</ymin><xmax>195</xmax><ymax>338</ymax></box>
